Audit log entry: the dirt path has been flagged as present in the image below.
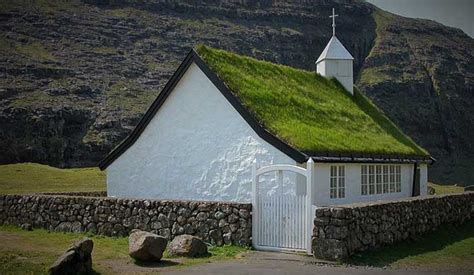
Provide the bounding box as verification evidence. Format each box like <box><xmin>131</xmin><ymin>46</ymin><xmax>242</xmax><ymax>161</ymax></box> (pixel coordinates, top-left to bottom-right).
<box><xmin>162</xmin><ymin>251</ymin><xmax>471</xmax><ymax>275</ymax></box>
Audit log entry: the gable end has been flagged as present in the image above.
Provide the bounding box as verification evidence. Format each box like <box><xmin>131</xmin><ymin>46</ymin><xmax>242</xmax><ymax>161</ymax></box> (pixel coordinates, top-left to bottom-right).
<box><xmin>98</xmin><ymin>50</ymin><xmax>307</xmax><ymax>170</ymax></box>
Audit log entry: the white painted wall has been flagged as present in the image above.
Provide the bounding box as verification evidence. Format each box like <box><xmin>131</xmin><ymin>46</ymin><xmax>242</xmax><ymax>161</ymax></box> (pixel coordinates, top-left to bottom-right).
<box><xmin>419</xmin><ymin>163</ymin><xmax>428</xmax><ymax>196</ymax></box>
<box><xmin>316</xmin><ymin>59</ymin><xmax>353</xmax><ymax>94</ymax></box>
<box><xmin>311</xmin><ymin>163</ymin><xmax>427</xmax><ymax>206</ymax></box>
<box><xmin>107</xmin><ymin>62</ymin><xmax>296</xmax><ymax>202</ymax></box>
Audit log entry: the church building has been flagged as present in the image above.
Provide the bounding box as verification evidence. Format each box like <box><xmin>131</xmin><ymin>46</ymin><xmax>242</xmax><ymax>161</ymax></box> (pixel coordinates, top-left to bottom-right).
<box><xmin>99</xmin><ymin>10</ymin><xmax>433</xmax><ymax>208</ymax></box>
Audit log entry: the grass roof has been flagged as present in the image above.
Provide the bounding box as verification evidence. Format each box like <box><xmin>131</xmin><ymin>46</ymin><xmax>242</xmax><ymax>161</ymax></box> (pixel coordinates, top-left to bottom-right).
<box><xmin>196</xmin><ymin>45</ymin><xmax>429</xmax><ymax>157</ymax></box>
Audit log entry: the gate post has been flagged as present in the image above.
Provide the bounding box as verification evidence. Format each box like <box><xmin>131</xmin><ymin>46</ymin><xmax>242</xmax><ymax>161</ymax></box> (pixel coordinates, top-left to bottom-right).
<box><xmin>251</xmin><ymin>160</ymin><xmax>257</xmax><ymax>249</ymax></box>
<box><xmin>306</xmin><ymin>158</ymin><xmax>314</xmax><ymax>254</ymax></box>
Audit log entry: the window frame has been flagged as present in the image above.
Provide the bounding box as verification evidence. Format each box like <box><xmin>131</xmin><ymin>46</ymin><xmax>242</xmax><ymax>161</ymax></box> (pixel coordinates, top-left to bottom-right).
<box><xmin>361</xmin><ymin>164</ymin><xmax>402</xmax><ymax>196</ymax></box>
<box><xmin>330</xmin><ymin>165</ymin><xmax>346</xmax><ymax>199</ymax></box>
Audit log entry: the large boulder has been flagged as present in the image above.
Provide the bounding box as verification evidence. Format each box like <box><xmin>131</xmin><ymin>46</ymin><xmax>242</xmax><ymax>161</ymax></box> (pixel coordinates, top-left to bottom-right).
<box><xmin>427</xmin><ymin>185</ymin><xmax>436</xmax><ymax>195</ymax></box>
<box><xmin>20</xmin><ymin>223</ymin><xmax>32</xmax><ymax>231</ymax></box>
<box><xmin>168</xmin><ymin>234</ymin><xmax>208</xmax><ymax>257</ymax></box>
<box><xmin>49</xmin><ymin>237</ymin><xmax>93</xmax><ymax>275</ymax></box>
<box><xmin>128</xmin><ymin>230</ymin><xmax>167</xmax><ymax>261</ymax></box>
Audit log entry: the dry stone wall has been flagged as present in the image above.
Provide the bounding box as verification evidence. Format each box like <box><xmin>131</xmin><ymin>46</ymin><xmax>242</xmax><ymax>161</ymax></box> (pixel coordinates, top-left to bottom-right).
<box><xmin>0</xmin><ymin>194</ymin><xmax>252</xmax><ymax>246</ymax></box>
<box><xmin>39</xmin><ymin>191</ymin><xmax>107</xmax><ymax>197</ymax></box>
<box><xmin>312</xmin><ymin>192</ymin><xmax>474</xmax><ymax>260</ymax></box>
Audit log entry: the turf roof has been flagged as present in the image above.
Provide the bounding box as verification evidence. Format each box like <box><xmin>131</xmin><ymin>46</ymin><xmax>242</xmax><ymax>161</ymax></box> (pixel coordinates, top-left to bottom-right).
<box><xmin>196</xmin><ymin>45</ymin><xmax>429</xmax><ymax>157</ymax></box>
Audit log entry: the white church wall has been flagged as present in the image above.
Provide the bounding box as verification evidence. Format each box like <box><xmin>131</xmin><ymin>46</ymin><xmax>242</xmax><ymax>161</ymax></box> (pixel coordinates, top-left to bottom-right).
<box><xmin>316</xmin><ymin>59</ymin><xmax>353</xmax><ymax>94</ymax></box>
<box><xmin>419</xmin><ymin>163</ymin><xmax>428</xmax><ymax>196</ymax></box>
<box><xmin>107</xmin><ymin>62</ymin><xmax>296</xmax><ymax>203</ymax></box>
<box><xmin>316</xmin><ymin>62</ymin><xmax>326</xmax><ymax>76</ymax></box>
<box><xmin>312</xmin><ymin>162</ymin><xmax>422</xmax><ymax>207</ymax></box>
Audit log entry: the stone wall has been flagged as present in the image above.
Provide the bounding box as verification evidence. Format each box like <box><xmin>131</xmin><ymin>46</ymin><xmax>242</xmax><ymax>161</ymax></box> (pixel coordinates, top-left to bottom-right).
<box><xmin>39</xmin><ymin>191</ymin><xmax>107</xmax><ymax>197</ymax></box>
<box><xmin>312</xmin><ymin>192</ymin><xmax>474</xmax><ymax>260</ymax></box>
<box><xmin>0</xmin><ymin>194</ymin><xmax>252</xmax><ymax>246</ymax></box>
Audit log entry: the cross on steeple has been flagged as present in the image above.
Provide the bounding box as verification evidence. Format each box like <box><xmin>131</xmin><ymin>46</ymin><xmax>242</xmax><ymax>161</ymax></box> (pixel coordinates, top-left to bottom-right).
<box><xmin>329</xmin><ymin>8</ymin><xmax>338</xmax><ymax>37</ymax></box>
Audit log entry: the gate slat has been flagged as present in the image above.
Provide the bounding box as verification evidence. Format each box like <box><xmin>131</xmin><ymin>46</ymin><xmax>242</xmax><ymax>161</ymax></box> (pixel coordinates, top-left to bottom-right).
<box><xmin>283</xmin><ymin>195</ymin><xmax>288</xmax><ymax>250</ymax></box>
<box><xmin>300</xmin><ymin>195</ymin><xmax>303</xmax><ymax>248</ymax></box>
<box><xmin>272</xmin><ymin>194</ymin><xmax>275</xmax><ymax>247</ymax></box>
<box><xmin>278</xmin><ymin>194</ymin><xmax>281</xmax><ymax>247</ymax></box>
<box><xmin>286</xmin><ymin>194</ymin><xmax>289</xmax><ymax>248</ymax></box>
<box><xmin>297</xmin><ymin>195</ymin><xmax>300</xmax><ymax>248</ymax></box>
<box><xmin>260</xmin><ymin>196</ymin><xmax>262</xmax><ymax>246</ymax></box>
<box><xmin>293</xmin><ymin>195</ymin><xmax>296</xmax><ymax>248</ymax></box>
<box><xmin>292</xmin><ymin>195</ymin><xmax>296</xmax><ymax>248</ymax></box>
<box><xmin>290</xmin><ymin>196</ymin><xmax>295</xmax><ymax>248</ymax></box>
<box><xmin>262</xmin><ymin>197</ymin><xmax>265</xmax><ymax>246</ymax></box>
<box><xmin>299</xmin><ymin>195</ymin><xmax>302</xmax><ymax>248</ymax></box>
<box><xmin>274</xmin><ymin>194</ymin><xmax>277</xmax><ymax>247</ymax></box>
<box><xmin>289</xmin><ymin>196</ymin><xmax>295</xmax><ymax>248</ymax></box>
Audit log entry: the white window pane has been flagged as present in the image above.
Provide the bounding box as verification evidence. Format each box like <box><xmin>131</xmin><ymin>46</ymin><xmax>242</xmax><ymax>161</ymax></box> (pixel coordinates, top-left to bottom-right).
<box><xmin>390</xmin><ymin>165</ymin><xmax>395</xmax><ymax>192</ymax></box>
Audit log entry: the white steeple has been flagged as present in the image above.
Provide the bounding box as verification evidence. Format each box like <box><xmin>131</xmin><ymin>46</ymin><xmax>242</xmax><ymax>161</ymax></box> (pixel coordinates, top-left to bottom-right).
<box><xmin>316</xmin><ymin>8</ymin><xmax>354</xmax><ymax>94</ymax></box>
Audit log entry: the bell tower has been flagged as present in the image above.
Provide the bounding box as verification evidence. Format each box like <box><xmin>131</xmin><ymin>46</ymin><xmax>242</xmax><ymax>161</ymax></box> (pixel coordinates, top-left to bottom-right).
<box><xmin>316</xmin><ymin>8</ymin><xmax>354</xmax><ymax>94</ymax></box>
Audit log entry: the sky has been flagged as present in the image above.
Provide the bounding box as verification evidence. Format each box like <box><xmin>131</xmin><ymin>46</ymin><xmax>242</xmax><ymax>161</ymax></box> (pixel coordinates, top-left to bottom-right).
<box><xmin>366</xmin><ymin>0</ymin><xmax>473</xmax><ymax>38</ymax></box>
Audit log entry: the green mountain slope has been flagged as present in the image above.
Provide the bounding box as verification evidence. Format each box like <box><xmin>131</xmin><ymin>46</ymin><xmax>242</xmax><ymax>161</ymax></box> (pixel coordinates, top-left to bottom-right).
<box><xmin>0</xmin><ymin>0</ymin><xmax>472</xmax><ymax>184</ymax></box>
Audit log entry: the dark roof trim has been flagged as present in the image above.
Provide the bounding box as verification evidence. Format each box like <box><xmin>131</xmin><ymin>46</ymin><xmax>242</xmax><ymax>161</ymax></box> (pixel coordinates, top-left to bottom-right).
<box><xmin>309</xmin><ymin>155</ymin><xmax>434</xmax><ymax>164</ymax></box>
<box><xmin>306</xmin><ymin>151</ymin><xmax>434</xmax><ymax>164</ymax></box>
<box><xmin>99</xmin><ymin>48</ymin><xmax>432</xmax><ymax>170</ymax></box>
<box><xmin>98</xmin><ymin>49</ymin><xmax>307</xmax><ymax>170</ymax></box>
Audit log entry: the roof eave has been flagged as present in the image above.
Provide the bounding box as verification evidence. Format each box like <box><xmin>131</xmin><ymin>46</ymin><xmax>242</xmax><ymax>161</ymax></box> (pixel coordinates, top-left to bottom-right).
<box><xmin>315</xmin><ymin>57</ymin><xmax>355</xmax><ymax>64</ymax></box>
<box><xmin>304</xmin><ymin>151</ymin><xmax>434</xmax><ymax>164</ymax></box>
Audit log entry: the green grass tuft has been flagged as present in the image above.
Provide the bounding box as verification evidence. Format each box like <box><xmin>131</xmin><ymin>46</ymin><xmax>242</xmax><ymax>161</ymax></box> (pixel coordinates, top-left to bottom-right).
<box><xmin>429</xmin><ymin>182</ymin><xmax>464</xmax><ymax>194</ymax></box>
<box><xmin>346</xmin><ymin>220</ymin><xmax>474</xmax><ymax>270</ymax></box>
<box><xmin>196</xmin><ymin>45</ymin><xmax>428</xmax><ymax>156</ymax></box>
<box><xmin>0</xmin><ymin>163</ymin><xmax>105</xmax><ymax>194</ymax></box>
<box><xmin>0</xmin><ymin>224</ymin><xmax>248</xmax><ymax>274</ymax></box>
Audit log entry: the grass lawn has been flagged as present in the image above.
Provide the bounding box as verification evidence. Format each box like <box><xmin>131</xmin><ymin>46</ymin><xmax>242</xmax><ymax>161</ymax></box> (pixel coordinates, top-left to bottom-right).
<box><xmin>347</xmin><ymin>219</ymin><xmax>474</xmax><ymax>270</ymax></box>
<box><xmin>0</xmin><ymin>163</ymin><xmax>105</xmax><ymax>194</ymax></box>
<box><xmin>429</xmin><ymin>182</ymin><xmax>465</xmax><ymax>194</ymax></box>
<box><xmin>0</xmin><ymin>224</ymin><xmax>248</xmax><ymax>274</ymax></box>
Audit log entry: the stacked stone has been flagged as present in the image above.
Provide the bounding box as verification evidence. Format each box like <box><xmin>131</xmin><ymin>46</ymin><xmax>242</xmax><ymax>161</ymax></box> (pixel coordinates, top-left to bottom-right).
<box><xmin>312</xmin><ymin>192</ymin><xmax>474</xmax><ymax>260</ymax></box>
<box><xmin>39</xmin><ymin>191</ymin><xmax>107</xmax><ymax>197</ymax></box>
<box><xmin>0</xmin><ymin>194</ymin><xmax>252</xmax><ymax>246</ymax></box>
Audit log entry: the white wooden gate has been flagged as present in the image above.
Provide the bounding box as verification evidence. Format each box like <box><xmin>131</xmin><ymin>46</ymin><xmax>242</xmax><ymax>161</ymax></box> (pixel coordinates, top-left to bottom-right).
<box><xmin>252</xmin><ymin>158</ymin><xmax>314</xmax><ymax>254</ymax></box>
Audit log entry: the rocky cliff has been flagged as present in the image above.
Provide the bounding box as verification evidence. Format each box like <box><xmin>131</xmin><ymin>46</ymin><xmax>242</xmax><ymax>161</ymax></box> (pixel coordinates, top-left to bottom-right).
<box><xmin>0</xmin><ymin>0</ymin><xmax>472</xmax><ymax>185</ymax></box>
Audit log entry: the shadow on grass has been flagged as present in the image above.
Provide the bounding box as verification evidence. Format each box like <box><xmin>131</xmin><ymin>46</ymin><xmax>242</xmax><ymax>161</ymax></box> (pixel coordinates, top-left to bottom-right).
<box><xmin>133</xmin><ymin>259</ymin><xmax>180</xmax><ymax>268</ymax></box>
<box><xmin>344</xmin><ymin>219</ymin><xmax>474</xmax><ymax>267</ymax></box>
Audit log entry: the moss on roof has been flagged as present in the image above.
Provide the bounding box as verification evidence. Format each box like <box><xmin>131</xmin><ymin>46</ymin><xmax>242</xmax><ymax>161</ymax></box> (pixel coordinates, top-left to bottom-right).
<box><xmin>196</xmin><ymin>45</ymin><xmax>429</xmax><ymax>157</ymax></box>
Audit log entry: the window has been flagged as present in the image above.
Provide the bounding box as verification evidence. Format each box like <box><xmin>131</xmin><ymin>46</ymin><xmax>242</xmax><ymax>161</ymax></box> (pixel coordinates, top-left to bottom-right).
<box><xmin>376</xmin><ymin>165</ymin><xmax>382</xmax><ymax>194</ymax></box>
<box><xmin>330</xmin><ymin>165</ymin><xmax>345</xmax><ymax>199</ymax></box>
<box><xmin>330</xmin><ymin>166</ymin><xmax>337</xmax><ymax>198</ymax></box>
<box><xmin>361</xmin><ymin>165</ymin><xmax>402</xmax><ymax>195</ymax></box>
<box><xmin>383</xmin><ymin>166</ymin><xmax>389</xmax><ymax>193</ymax></box>
<box><xmin>389</xmin><ymin>165</ymin><xmax>395</xmax><ymax>193</ymax></box>
<box><xmin>338</xmin><ymin>166</ymin><xmax>345</xmax><ymax>198</ymax></box>
<box><xmin>368</xmin><ymin>165</ymin><xmax>375</xmax><ymax>195</ymax></box>
<box><xmin>361</xmin><ymin>165</ymin><xmax>368</xmax><ymax>195</ymax></box>
<box><xmin>396</xmin><ymin>165</ymin><xmax>401</xmax><ymax>192</ymax></box>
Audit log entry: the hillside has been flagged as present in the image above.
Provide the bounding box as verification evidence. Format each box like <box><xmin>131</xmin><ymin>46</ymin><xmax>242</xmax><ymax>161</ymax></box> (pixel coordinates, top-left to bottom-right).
<box><xmin>0</xmin><ymin>0</ymin><xmax>472</xmax><ymax>185</ymax></box>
